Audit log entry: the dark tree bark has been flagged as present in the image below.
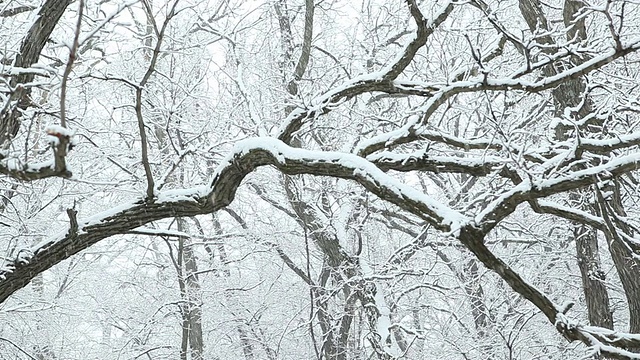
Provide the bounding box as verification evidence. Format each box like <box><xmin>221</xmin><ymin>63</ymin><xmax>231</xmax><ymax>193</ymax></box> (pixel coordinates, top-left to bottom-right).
<box><xmin>178</xmin><ymin>219</ymin><xmax>204</xmax><ymax>360</ymax></box>
<box><xmin>3</xmin><ymin>2</ymin><xmax>640</xmax><ymax>359</ymax></box>
<box><xmin>0</xmin><ymin>0</ymin><xmax>72</xmax><ymax>146</ymax></box>
<box><xmin>518</xmin><ymin>0</ymin><xmax>614</xmax><ymax>330</ymax></box>
<box><xmin>173</xmin><ymin>219</ymin><xmax>204</xmax><ymax>360</ymax></box>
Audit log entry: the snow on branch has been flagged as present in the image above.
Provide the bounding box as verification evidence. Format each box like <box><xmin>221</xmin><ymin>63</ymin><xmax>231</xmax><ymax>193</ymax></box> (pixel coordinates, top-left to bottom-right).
<box><xmin>0</xmin><ymin>137</ymin><xmax>466</xmax><ymax>303</ymax></box>
<box><xmin>0</xmin><ymin>0</ymin><xmax>73</xmax><ymax>146</ymax></box>
<box><xmin>275</xmin><ymin>75</ymin><xmax>438</xmax><ymax>145</ymax></box>
<box><xmin>382</xmin><ymin>0</ymin><xmax>454</xmax><ymax>80</ymax></box>
<box><xmin>579</xmin><ymin>132</ymin><xmax>640</xmax><ymax>152</ymax></box>
<box><xmin>0</xmin><ymin>126</ymin><xmax>74</xmax><ymax>181</ymax></box>
<box><xmin>356</xmin><ymin>40</ymin><xmax>640</xmax><ymax>160</ymax></box>
<box><xmin>209</xmin><ymin>137</ymin><xmax>467</xmax><ymax>230</ymax></box>
<box><xmin>0</xmin><ymin>158</ymin><xmax>70</xmax><ymax>181</ymax></box>
<box><xmin>368</xmin><ymin>149</ymin><xmax>506</xmax><ymax>176</ymax></box>
<box><xmin>276</xmin><ymin>0</ymin><xmax>454</xmax><ymax>144</ymax></box>
<box><xmin>474</xmin><ymin>152</ymin><xmax>640</xmax><ymax>229</ymax></box>
<box><xmin>2</xmin><ymin>136</ymin><xmax>640</xmax><ymax>358</ymax></box>
<box><xmin>0</xmin><ymin>65</ymin><xmax>53</xmax><ymax>77</ymax></box>
<box><xmin>532</xmin><ymin>199</ymin><xmax>606</xmax><ymax>230</ymax></box>
<box><xmin>457</xmin><ymin>221</ymin><xmax>640</xmax><ymax>360</ymax></box>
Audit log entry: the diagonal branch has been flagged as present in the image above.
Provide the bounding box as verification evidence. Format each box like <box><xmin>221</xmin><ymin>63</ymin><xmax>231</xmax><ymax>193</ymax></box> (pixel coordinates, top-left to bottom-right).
<box><xmin>0</xmin><ymin>0</ymin><xmax>73</xmax><ymax>146</ymax></box>
<box><xmin>382</xmin><ymin>0</ymin><xmax>454</xmax><ymax>80</ymax></box>
<box><xmin>476</xmin><ymin>152</ymin><xmax>640</xmax><ymax>231</ymax></box>
<box><xmin>0</xmin><ymin>137</ymin><xmax>465</xmax><ymax>303</ymax></box>
<box><xmin>531</xmin><ymin>199</ymin><xmax>605</xmax><ymax>230</ymax></box>
<box><xmin>276</xmin><ymin>0</ymin><xmax>454</xmax><ymax>144</ymax></box>
<box><xmin>1</xmin><ymin>137</ymin><xmax>640</xmax><ymax>357</ymax></box>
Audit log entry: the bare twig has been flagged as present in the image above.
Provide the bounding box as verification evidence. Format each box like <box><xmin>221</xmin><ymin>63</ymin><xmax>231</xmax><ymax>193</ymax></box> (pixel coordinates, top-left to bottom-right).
<box><xmin>0</xmin><ymin>337</ymin><xmax>37</xmax><ymax>360</ymax></box>
<box><xmin>136</xmin><ymin>0</ymin><xmax>180</xmax><ymax>199</ymax></box>
<box><xmin>60</xmin><ymin>0</ymin><xmax>84</xmax><ymax>128</ymax></box>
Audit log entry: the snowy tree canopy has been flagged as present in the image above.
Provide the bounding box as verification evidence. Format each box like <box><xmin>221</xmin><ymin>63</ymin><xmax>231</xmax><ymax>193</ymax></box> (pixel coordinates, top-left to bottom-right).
<box><xmin>1</xmin><ymin>0</ymin><xmax>640</xmax><ymax>359</ymax></box>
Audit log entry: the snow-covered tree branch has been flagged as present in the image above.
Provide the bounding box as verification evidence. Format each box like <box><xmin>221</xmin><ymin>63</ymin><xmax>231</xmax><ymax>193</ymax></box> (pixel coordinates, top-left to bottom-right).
<box><xmin>2</xmin><ymin>0</ymin><xmax>640</xmax><ymax>359</ymax></box>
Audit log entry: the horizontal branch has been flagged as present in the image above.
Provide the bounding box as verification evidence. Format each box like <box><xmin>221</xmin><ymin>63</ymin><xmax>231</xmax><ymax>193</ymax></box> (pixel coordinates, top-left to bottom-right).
<box><xmin>580</xmin><ymin>133</ymin><xmax>640</xmax><ymax>153</ymax></box>
<box><xmin>368</xmin><ymin>149</ymin><xmax>504</xmax><ymax>176</ymax></box>
<box><xmin>0</xmin><ymin>126</ymin><xmax>74</xmax><ymax>180</ymax></box>
<box><xmin>0</xmin><ymin>5</ymin><xmax>37</xmax><ymax>17</ymax></box>
<box><xmin>0</xmin><ymin>137</ymin><xmax>466</xmax><ymax>303</ymax></box>
<box><xmin>1</xmin><ymin>137</ymin><xmax>639</xmax><ymax>358</ymax></box>
<box><xmin>476</xmin><ymin>152</ymin><xmax>640</xmax><ymax>231</ymax></box>
<box><xmin>0</xmin><ymin>159</ymin><xmax>71</xmax><ymax>181</ymax></box>
<box><xmin>357</xmin><ymin>40</ymin><xmax>640</xmax><ymax>157</ymax></box>
<box><xmin>209</xmin><ymin>138</ymin><xmax>466</xmax><ymax>229</ymax></box>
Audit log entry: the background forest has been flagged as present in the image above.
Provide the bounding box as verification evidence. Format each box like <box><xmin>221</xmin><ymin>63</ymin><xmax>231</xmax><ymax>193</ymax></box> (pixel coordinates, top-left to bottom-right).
<box><xmin>0</xmin><ymin>0</ymin><xmax>639</xmax><ymax>359</ymax></box>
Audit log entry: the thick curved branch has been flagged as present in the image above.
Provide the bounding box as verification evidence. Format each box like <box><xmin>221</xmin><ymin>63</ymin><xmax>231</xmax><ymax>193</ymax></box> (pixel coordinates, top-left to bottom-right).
<box><xmin>580</xmin><ymin>133</ymin><xmax>640</xmax><ymax>152</ymax></box>
<box><xmin>0</xmin><ymin>0</ymin><xmax>73</xmax><ymax>145</ymax></box>
<box><xmin>0</xmin><ymin>138</ymin><xmax>464</xmax><ymax>303</ymax></box>
<box><xmin>209</xmin><ymin>138</ymin><xmax>465</xmax><ymax>230</ymax></box>
<box><xmin>2</xmin><ymin>137</ymin><xmax>640</xmax><ymax>357</ymax></box>
<box><xmin>0</xmin><ymin>192</ymin><xmax>214</xmax><ymax>303</ymax></box>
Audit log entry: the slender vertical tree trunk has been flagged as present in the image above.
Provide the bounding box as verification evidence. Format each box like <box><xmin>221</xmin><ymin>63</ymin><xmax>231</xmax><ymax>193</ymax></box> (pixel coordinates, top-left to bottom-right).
<box><xmin>600</xmin><ymin>183</ymin><xmax>640</xmax><ymax>333</ymax></box>
<box><xmin>210</xmin><ymin>215</ymin><xmax>256</xmax><ymax>359</ymax></box>
<box><xmin>574</xmin><ymin>225</ymin><xmax>613</xmax><ymax>328</ymax></box>
<box><xmin>182</xmin><ymin>223</ymin><xmax>204</xmax><ymax>359</ymax></box>
<box><xmin>517</xmin><ymin>0</ymin><xmax>614</xmax><ymax>329</ymax></box>
<box><xmin>176</xmin><ymin>219</ymin><xmax>204</xmax><ymax>360</ymax></box>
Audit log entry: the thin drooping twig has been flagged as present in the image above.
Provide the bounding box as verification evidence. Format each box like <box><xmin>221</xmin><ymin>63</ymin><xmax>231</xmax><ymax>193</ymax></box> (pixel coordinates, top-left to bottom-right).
<box><xmin>59</xmin><ymin>0</ymin><xmax>84</xmax><ymax>128</ymax></box>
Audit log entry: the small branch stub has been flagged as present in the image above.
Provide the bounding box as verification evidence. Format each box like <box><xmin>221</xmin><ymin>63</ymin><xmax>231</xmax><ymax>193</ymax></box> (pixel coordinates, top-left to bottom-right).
<box><xmin>46</xmin><ymin>125</ymin><xmax>73</xmax><ymax>177</ymax></box>
<box><xmin>66</xmin><ymin>207</ymin><xmax>78</xmax><ymax>236</ymax></box>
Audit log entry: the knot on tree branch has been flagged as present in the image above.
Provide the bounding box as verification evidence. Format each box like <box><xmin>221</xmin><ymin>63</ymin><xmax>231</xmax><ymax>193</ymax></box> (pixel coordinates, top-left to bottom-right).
<box><xmin>14</xmin><ymin>248</ymin><xmax>34</xmax><ymax>267</ymax></box>
<box><xmin>554</xmin><ymin>312</ymin><xmax>581</xmax><ymax>342</ymax></box>
<box><xmin>0</xmin><ymin>248</ymin><xmax>35</xmax><ymax>281</ymax></box>
<box><xmin>66</xmin><ymin>208</ymin><xmax>78</xmax><ymax>237</ymax></box>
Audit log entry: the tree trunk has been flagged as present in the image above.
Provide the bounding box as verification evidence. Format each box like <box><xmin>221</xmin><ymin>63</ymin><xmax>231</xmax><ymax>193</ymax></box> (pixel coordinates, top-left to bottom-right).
<box><xmin>518</xmin><ymin>0</ymin><xmax>614</xmax><ymax>329</ymax></box>
<box><xmin>600</xmin><ymin>182</ymin><xmax>640</xmax><ymax>333</ymax></box>
<box><xmin>210</xmin><ymin>215</ymin><xmax>256</xmax><ymax>359</ymax></box>
<box><xmin>574</xmin><ymin>225</ymin><xmax>613</xmax><ymax>328</ymax></box>
<box><xmin>176</xmin><ymin>219</ymin><xmax>204</xmax><ymax>360</ymax></box>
